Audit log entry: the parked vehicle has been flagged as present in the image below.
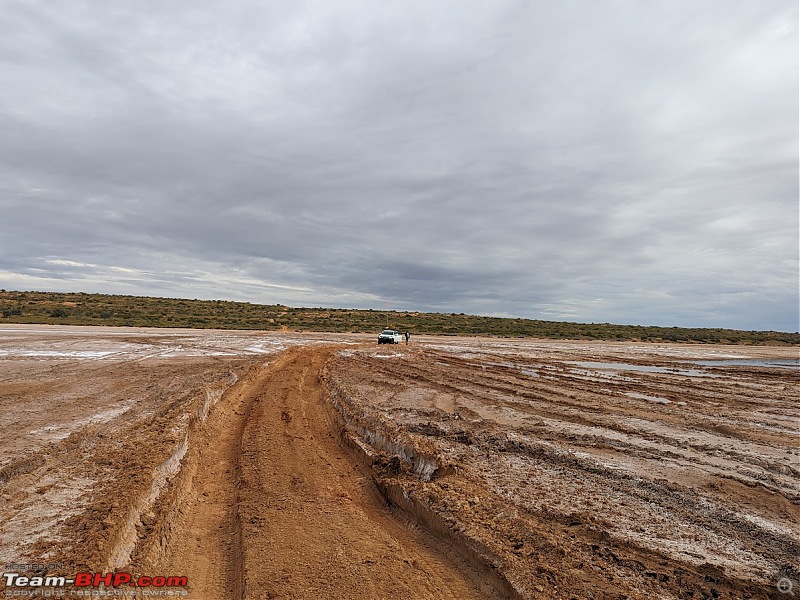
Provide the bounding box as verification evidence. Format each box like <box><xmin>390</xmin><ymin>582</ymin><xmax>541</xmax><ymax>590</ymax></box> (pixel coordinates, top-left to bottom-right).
<box><xmin>377</xmin><ymin>329</ymin><xmax>403</xmax><ymax>344</ymax></box>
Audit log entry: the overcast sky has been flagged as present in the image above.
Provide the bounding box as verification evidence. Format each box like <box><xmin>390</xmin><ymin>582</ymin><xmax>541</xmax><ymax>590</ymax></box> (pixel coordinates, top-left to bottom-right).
<box><xmin>1</xmin><ymin>0</ymin><xmax>797</xmax><ymax>331</ymax></box>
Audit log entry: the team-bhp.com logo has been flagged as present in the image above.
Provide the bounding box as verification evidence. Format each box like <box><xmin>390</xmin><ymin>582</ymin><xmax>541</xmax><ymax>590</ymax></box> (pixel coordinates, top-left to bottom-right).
<box><xmin>3</xmin><ymin>571</ymin><xmax>188</xmax><ymax>597</ymax></box>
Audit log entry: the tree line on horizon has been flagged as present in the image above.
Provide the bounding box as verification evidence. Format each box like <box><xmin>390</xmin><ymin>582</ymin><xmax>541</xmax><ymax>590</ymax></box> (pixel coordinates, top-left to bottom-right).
<box><xmin>0</xmin><ymin>290</ymin><xmax>797</xmax><ymax>345</ymax></box>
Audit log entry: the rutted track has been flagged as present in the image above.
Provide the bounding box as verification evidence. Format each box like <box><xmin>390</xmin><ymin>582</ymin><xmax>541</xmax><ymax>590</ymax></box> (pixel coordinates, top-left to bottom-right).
<box><xmin>234</xmin><ymin>346</ymin><xmax>491</xmax><ymax>599</ymax></box>
<box><xmin>128</xmin><ymin>345</ymin><xmax>493</xmax><ymax>599</ymax></box>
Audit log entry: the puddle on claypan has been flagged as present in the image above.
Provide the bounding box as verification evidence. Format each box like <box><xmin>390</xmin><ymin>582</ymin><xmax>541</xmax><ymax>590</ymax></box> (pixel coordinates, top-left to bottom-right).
<box><xmin>688</xmin><ymin>358</ymin><xmax>800</xmax><ymax>370</ymax></box>
<box><xmin>567</xmin><ymin>361</ymin><xmax>716</xmax><ymax>377</ymax></box>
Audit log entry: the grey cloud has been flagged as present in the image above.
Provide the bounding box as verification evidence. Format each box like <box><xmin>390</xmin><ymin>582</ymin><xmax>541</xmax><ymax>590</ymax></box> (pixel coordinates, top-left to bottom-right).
<box><xmin>0</xmin><ymin>0</ymin><xmax>797</xmax><ymax>330</ymax></box>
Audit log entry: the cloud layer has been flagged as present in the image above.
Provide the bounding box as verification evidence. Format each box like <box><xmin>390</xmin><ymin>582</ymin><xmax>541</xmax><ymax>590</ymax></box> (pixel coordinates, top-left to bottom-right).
<box><xmin>1</xmin><ymin>0</ymin><xmax>797</xmax><ymax>330</ymax></box>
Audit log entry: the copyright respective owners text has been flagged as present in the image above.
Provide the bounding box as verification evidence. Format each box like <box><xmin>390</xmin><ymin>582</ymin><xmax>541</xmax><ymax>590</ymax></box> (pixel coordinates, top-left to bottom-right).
<box><xmin>2</xmin><ymin>564</ymin><xmax>189</xmax><ymax>598</ymax></box>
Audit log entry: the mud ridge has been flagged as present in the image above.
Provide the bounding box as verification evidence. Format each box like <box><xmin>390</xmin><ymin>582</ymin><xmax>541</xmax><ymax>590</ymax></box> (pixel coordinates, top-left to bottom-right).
<box><xmin>126</xmin><ymin>362</ymin><xmax>261</xmax><ymax>599</ymax></box>
<box><xmin>321</xmin><ymin>364</ymin><xmax>525</xmax><ymax>599</ymax></box>
<box><xmin>0</xmin><ymin>454</ymin><xmax>46</xmax><ymax>485</ymax></box>
<box><xmin>324</xmin><ymin>372</ymin><xmax>443</xmax><ymax>481</ymax></box>
<box><xmin>107</xmin><ymin>433</ymin><xmax>188</xmax><ymax>569</ymax></box>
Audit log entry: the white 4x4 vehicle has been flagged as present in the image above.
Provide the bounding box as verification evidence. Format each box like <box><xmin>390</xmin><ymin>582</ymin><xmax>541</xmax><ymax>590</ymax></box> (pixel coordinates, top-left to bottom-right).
<box><xmin>377</xmin><ymin>329</ymin><xmax>403</xmax><ymax>344</ymax></box>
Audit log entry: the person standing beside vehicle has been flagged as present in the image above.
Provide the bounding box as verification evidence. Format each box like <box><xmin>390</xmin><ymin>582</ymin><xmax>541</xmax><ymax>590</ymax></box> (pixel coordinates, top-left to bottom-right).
<box><xmin>405</xmin><ymin>331</ymin><xmax>410</xmax><ymax>345</ymax></box>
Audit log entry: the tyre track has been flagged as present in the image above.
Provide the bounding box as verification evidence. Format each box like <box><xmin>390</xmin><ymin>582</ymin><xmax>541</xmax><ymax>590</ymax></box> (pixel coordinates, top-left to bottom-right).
<box><xmin>152</xmin><ymin>346</ymin><xmax>493</xmax><ymax>598</ymax></box>
<box><xmin>152</xmin><ymin>360</ymin><xmax>265</xmax><ymax>599</ymax></box>
<box><xmin>237</xmin><ymin>346</ymin><xmax>493</xmax><ymax>599</ymax></box>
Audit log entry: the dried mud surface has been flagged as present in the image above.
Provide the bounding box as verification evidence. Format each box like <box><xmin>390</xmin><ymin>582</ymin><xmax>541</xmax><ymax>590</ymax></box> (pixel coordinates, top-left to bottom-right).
<box><xmin>0</xmin><ymin>326</ymin><xmax>797</xmax><ymax>599</ymax></box>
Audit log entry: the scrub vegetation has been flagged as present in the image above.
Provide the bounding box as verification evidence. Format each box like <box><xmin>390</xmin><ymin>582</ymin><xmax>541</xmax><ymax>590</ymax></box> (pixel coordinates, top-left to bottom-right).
<box><xmin>0</xmin><ymin>290</ymin><xmax>797</xmax><ymax>345</ymax></box>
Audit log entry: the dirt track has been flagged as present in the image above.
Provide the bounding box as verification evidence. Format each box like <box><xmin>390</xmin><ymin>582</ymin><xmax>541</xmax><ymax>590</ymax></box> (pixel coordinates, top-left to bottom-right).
<box><xmin>0</xmin><ymin>327</ymin><xmax>797</xmax><ymax>599</ymax></box>
<box><xmin>148</xmin><ymin>346</ymin><xmax>490</xmax><ymax>599</ymax></box>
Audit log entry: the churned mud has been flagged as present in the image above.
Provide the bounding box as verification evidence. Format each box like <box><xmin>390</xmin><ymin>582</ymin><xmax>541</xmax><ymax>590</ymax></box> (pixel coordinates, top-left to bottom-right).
<box><xmin>0</xmin><ymin>326</ymin><xmax>797</xmax><ymax>599</ymax></box>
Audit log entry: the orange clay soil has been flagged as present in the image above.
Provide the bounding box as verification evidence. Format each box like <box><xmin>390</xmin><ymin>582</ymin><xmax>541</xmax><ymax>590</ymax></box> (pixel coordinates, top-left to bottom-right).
<box><xmin>0</xmin><ymin>327</ymin><xmax>797</xmax><ymax>599</ymax></box>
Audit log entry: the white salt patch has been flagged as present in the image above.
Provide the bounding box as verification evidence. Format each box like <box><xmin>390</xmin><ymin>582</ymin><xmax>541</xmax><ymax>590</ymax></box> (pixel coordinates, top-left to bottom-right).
<box><xmin>740</xmin><ymin>512</ymin><xmax>796</xmax><ymax>537</ymax></box>
<box><xmin>28</xmin><ymin>405</ymin><xmax>133</xmax><ymax>440</ymax></box>
<box><xmin>245</xmin><ymin>341</ymin><xmax>287</xmax><ymax>354</ymax></box>
<box><xmin>0</xmin><ymin>350</ymin><xmax>117</xmax><ymax>359</ymax></box>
